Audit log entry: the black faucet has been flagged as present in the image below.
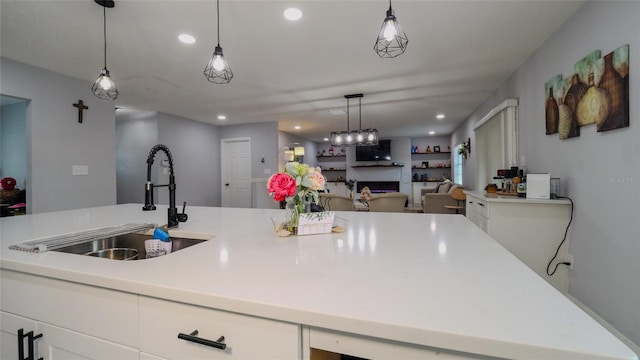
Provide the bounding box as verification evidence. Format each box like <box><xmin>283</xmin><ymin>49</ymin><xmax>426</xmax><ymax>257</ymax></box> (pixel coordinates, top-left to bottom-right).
<box><xmin>143</xmin><ymin>144</ymin><xmax>187</xmax><ymax>228</ymax></box>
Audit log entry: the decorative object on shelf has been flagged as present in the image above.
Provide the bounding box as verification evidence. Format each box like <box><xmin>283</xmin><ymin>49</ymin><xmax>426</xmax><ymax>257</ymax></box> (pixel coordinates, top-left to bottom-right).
<box><xmin>374</xmin><ymin>0</ymin><xmax>408</xmax><ymax>58</ymax></box>
<box><xmin>458</xmin><ymin>138</ymin><xmax>470</xmax><ymax>159</ymax></box>
<box><xmin>330</xmin><ymin>93</ymin><xmax>379</xmax><ymax>146</ymax></box>
<box><xmin>268</xmin><ymin>162</ymin><xmax>336</xmax><ymax>236</ymax></box>
<box><xmin>426</xmin><ymin>146</ymin><xmax>431</xmax><ymax>153</ymax></box>
<box><xmin>433</xmin><ymin>146</ymin><xmax>441</xmax><ymax>153</ymax></box>
<box><xmin>422</xmin><ymin>161</ymin><xmax>428</xmax><ymax>168</ymax></box>
<box><xmin>91</xmin><ymin>0</ymin><xmax>118</xmax><ymax>100</ymax></box>
<box><xmin>204</xmin><ymin>0</ymin><xmax>233</xmax><ymax>84</ymax></box>
<box><xmin>545</xmin><ymin>44</ymin><xmax>629</xmax><ymax>139</ymax></box>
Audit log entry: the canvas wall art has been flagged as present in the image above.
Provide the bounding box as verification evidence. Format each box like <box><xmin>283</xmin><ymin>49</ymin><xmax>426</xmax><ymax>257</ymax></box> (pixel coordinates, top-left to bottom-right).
<box><xmin>544</xmin><ymin>44</ymin><xmax>629</xmax><ymax>140</ymax></box>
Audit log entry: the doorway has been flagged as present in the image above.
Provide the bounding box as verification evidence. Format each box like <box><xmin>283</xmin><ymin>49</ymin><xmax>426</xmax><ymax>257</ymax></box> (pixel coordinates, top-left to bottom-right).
<box><xmin>0</xmin><ymin>95</ymin><xmax>28</xmax><ymax>216</ymax></box>
<box><xmin>221</xmin><ymin>138</ymin><xmax>251</xmax><ymax>208</ymax></box>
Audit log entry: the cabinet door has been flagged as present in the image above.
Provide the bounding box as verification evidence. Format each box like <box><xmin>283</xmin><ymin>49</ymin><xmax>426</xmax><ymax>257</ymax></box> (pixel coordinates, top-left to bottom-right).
<box><xmin>139</xmin><ymin>296</ymin><xmax>300</xmax><ymax>359</ymax></box>
<box><xmin>37</xmin><ymin>322</ymin><xmax>138</xmax><ymax>360</ymax></box>
<box><xmin>1</xmin><ymin>311</ymin><xmax>38</xmax><ymax>360</ymax></box>
<box><xmin>140</xmin><ymin>352</ymin><xmax>168</xmax><ymax>360</ymax></box>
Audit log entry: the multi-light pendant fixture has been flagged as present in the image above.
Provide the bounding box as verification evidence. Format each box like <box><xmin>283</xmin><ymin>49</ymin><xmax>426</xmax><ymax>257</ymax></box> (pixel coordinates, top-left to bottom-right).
<box><xmin>374</xmin><ymin>0</ymin><xmax>408</xmax><ymax>58</ymax></box>
<box><xmin>330</xmin><ymin>94</ymin><xmax>379</xmax><ymax>147</ymax></box>
<box><xmin>204</xmin><ymin>0</ymin><xmax>233</xmax><ymax>84</ymax></box>
<box><xmin>91</xmin><ymin>0</ymin><xmax>119</xmax><ymax>100</ymax></box>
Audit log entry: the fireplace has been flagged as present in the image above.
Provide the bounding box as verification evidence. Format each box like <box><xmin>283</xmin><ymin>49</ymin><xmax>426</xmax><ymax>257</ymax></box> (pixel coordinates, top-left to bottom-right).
<box><xmin>356</xmin><ymin>181</ymin><xmax>400</xmax><ymax>194</ymax></box>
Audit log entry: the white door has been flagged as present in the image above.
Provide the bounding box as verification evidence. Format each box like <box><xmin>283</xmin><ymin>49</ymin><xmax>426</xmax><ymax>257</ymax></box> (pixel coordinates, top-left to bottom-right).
<box><xmin>221</xmin><ymin>138</ymin><xmax>252</xmax><ymax>208</ymax></box>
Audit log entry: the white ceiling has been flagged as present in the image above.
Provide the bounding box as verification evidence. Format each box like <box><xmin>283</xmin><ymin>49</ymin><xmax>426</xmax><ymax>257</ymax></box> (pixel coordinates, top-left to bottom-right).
<box><xmin>0</xmin><ymin>0</ymin><xmax>583</xmax><ymax>142</ymax></box>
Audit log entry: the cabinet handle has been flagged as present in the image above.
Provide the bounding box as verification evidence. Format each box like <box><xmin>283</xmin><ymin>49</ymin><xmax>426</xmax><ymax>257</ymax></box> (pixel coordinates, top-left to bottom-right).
<box><xmin>478</xmin><ymin>202</ymin><xmax>485</xmax><ymax>207</ymax></box>
<box><xmin>468</xmin><ymin>201</ymin><xmax>474</xmax><ymax>204</ymax></box>
<box><xmin>18</xmin><ymin>328</ymin><xmax>43</xmax><ymax>360</ymax></box>
<box><xmin>178</xmin><ymin>330</ymin><xmax>226</xmax><ymax>350</ymax></box>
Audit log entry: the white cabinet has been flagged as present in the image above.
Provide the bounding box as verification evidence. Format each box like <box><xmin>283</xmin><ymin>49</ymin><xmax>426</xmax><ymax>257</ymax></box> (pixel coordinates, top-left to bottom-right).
<box><xmin>309</xmin><ymin>327</ymin><xmax>486</xmax><ymax>360</ymax></box>
<box><xmin>465</xmin><ymin>191</ymin><xmax>572</xmax><ymax>292</ymax></box>
<box><xmin>1</xmin><ymin>311</ymin><xmax>38</xmax><ymax>360</ymax></box>
<box><xmin>37</xmin><ymin>323</ymin><xmax>138</xmax><ymax>360</ymax></box>
<box><xmin>1</xmin><ymin>311</ymin><xmax>137</xmax><ymax>360</ymax></box>
<box><xmin>139</xmin><ymin>296</ymin><xmax>300</xmax><ymax>359</ymax></box>
<box><xmin>1</xmin><ymin>270</ymin><xmax>139</xmax><ymax>360</ymax></box>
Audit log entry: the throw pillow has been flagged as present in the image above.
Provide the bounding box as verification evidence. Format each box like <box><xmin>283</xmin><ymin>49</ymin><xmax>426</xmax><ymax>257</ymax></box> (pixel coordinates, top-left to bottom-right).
<box><xmin>437</xmin><ymin>183</ymin><xmax>452</xmax><ymax>193</ymax></box>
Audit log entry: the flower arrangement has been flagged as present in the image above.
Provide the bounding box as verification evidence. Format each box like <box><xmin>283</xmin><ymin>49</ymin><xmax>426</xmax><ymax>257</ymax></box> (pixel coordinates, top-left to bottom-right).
<box><xmin>268</xmin><ymin>162</ymin><xmax>326</xmax><ymax>231</ymax></box>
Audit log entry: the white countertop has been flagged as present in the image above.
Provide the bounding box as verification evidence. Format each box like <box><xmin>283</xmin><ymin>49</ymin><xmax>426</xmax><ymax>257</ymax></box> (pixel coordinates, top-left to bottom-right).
<box><xmin>0</xmin><ymin>204</ymin><xmax>636</xmax><ymax>359</ymax></box>
<box><xmin>465</xmin><ymin>190</ymin><xmax>573</xmax><ymax>205</ymax></box>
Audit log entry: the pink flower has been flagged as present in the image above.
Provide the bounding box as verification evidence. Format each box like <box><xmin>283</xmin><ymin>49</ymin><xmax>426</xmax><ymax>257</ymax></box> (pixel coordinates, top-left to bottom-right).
<box><xmin>267</xmin><ymin>173</ymin><xmax>297</xmax><ymax>202</ymax></box>
<box><xmin>308</xmin><ymin>169</ymin><xmax>326</xmax><ymax>191</ymax></box>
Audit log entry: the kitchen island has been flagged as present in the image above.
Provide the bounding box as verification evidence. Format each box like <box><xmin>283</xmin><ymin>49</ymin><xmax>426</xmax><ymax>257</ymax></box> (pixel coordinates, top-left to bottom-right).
<box><xmin>1</xmin><ymin>204</ymin><xmax>637</xmax><ymax>359</ymax></box>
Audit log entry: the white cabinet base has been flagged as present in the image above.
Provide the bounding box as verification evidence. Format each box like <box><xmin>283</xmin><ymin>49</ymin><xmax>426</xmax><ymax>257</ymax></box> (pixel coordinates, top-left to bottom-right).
<box><xmin>465</xmin><ymin>191</ymin><xmax>572</xmax><ymax>293</ymax></box>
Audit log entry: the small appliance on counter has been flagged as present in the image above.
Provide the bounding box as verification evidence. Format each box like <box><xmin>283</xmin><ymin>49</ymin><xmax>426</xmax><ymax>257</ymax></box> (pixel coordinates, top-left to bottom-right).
<box><xmin>526</xmin><ymin>173</ymin><xmax>551</xmax><ymax>199</ymax></box>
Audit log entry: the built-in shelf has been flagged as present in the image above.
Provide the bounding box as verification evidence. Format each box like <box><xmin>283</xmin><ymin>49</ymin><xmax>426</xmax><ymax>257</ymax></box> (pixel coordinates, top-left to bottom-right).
<box><xmin>317</xmin><ymin>155</ymin><xmax>346</xmax><ymax>159</ymax></box>
<box><xmin>411</xmin><ymin>166</ymin><xmax>451</xmax><ymax>170</ymax></box>
<box><xmin>351</xmin><ymin>165</ymin><xmax>404</xmax><ymax>168</ymax></box>
<box><xmin>412</xmin><ymin>151</ymin><xmax>451</xmax><ymax>155</ymax></box>
<box><xmin>412</xmin><ymin>180</ymin><xmax>442</xmax><ymax>183</ymax></box>
<box><xmin>321</xmin><ymin>169</ymin><xmax>346</xmax><ymax>171</ymax></box>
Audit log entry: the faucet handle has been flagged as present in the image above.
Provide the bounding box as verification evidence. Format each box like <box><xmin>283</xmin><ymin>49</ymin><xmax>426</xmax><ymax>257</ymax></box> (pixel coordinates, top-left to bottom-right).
<box><xmin>177</xmin><ymin>201</ymin><xmax>188</xmax><ymax>223</ymax></box>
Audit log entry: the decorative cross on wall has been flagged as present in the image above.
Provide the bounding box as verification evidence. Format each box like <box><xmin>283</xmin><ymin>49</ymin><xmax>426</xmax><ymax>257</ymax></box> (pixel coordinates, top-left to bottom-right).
<box><xmin>73</xmin><ymin>100</ymin><xmax>89</xmax><ymax>123</ymax></box>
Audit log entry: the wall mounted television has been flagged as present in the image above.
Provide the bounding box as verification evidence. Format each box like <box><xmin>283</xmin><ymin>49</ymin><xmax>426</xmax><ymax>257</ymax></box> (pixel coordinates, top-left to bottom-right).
<box><xmin>355</xmin><ymin>140</ymin><xmax>392</xmax><ymax>161</ymax></box>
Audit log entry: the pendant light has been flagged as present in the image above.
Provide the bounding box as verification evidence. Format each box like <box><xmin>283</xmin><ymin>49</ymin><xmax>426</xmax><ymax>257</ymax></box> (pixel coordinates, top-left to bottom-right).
<box><xmin>91</xmin><ymin>0</ymin><xmax>119</xmax><ymax>100</ymax></box>
<box><xmin>374</xmin><ymin>0</ymin><xmax>408</xmax><ymax>58</ymax></box>
<box><xmin>330</xmin><ymin>94</ymin><xmax>379</xmax><ymax>147</ymax></box>
<box><xmin>204</xmin><ymin>0</ymin><xmax>233</xmax><ymax>84</ymax></box>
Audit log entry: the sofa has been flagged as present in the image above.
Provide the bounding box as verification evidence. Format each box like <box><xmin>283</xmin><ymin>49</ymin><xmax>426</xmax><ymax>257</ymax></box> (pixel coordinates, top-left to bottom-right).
<box><xmin>422</xmin><ymin>182</ymin><xmax>465</xmax><ymax>215</ymax></box>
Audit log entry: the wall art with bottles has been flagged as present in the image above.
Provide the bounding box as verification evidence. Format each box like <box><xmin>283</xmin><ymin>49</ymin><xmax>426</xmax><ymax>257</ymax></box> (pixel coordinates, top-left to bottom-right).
<box><xmin>544</xmin><ymin>44</ymin><xmax>629</xmax><ymax>140</ymax></box>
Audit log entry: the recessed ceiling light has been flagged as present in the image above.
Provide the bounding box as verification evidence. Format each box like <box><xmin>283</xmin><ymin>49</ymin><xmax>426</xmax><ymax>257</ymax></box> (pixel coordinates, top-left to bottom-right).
<box><xmin>283</xmin><ymin>7</ymin><xmax>302</xmax><ymax>21</ymax></box>
<box><xmin>217</xmin><ymin>114</ymin><xmax>226</xmax><ymax>120</ymax></box>
<box><xmin>436</xmin><ymin>114</ymin><xmax>445</xmax><ymax>119</ymax></box>
<box><xmin>429</xmin><ymin>131</ymin><xmax>435</xmax><ymax>135</ymax></box>
<box><xmin>323</xmin><ymin>138</ymin><xmax>329</xmax><ymax>141</ymax></box>
<box><xmin>178</xmin><ymin>34</ymin><xmax>196</xmax><ymax>44</ymax></box>
<box><xmin>294</xmin><ymin>125</ymin><xmax>301</xmax><ymax>130</ymax></box>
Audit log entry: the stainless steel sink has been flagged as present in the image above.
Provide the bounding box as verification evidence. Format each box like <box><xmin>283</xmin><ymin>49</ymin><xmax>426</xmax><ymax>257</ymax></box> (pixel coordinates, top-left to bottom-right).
<box><xmin>53</xmin><ymin>233</ymin><xmax>207</xmax><ymax>260</ymax></box>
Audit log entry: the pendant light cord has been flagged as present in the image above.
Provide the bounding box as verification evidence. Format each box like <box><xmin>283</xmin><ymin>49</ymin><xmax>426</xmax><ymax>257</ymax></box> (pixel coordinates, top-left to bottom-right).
<box><xmin>103</xmin><ymin>6</ymin><xmax>107</xmax><ymax>69</ymax></box>
<box><xmin>346</xmin><ymin>98</ymin><xmax>350</xmax><ymax>132</ymax></box>
<box><xmin>359</xmin><ymin>97</ymin><xmax>362</xmax><ymax>129</ymax></box>
<box><xmin>217</xmin><ymin>0</ymin><xmax>220</xmax><ymax>46</ymax></box>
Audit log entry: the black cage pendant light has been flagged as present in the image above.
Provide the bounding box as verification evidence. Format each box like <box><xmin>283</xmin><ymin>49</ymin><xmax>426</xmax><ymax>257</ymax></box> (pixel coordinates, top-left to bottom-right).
<box><xmin>91</xmin><ymin>0</ymin><xmax>118</xmax><ymax>100</ymax></box>
<box><xmin>204</xmin><ymin>0</ymin><xmax>233</xmax><ymax>84</ymax></box>
<box><xmin>374</xmin><ymin>0</ymin><xmax>408</xmax><ymax>58</ymax></box>
<box><xmin>330</xmin><ymin>94</ymin><xmax>379</xmax><ymax>147</ymax></box>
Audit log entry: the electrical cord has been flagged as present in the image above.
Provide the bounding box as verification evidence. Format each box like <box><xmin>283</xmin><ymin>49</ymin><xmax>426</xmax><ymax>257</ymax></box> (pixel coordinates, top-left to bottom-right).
<box><xmin>547</xmin><ymin>196</ymin><xmax>574</xmax><ymax>276</ymax></box>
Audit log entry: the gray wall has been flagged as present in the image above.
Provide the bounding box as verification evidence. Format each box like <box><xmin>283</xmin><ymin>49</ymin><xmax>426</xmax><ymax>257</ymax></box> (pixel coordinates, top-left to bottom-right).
<box><xmin>1</xmin><ymin>101</ymin><xmax>27</xmax><ymax>189</ymax></box>
<box><xmin>220</xmin><ymin>122</ymin><xmax>279</xmax><ymax>209</ymax></box>
<box><xmin>451</xmin><ymin>1</ymin><xmax>639</xmax><ymax>346</ymax></box>
<box><xmin>116</xmin><ymin>110</ymin><xmax>220</xmax><ymax>208</ymax></box>
<box><xmin>0</xmin><ymin>58</ymin><xmax>117</xmax><ymax>213</ymax></box>
<box><xmin>158</xmin><ymin>113</ymin><xmax>219</xmax><ymax>207</ymax></box>
<box><xmin>116</xmin><ymin>110</ymin><xmax>159</xmax><ymax>205</ymax></box>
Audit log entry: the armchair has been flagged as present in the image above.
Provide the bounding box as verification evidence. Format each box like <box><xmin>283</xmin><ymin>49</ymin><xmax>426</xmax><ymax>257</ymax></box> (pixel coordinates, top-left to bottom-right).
<box><xmin>319</xmin><ymin>193</ymin><xmax>354</xmax><ymax>211</ymax></box>
<box><xmin>367</xmin><ymin>192</ymin><xmax>408</xmax><ymax>212</ymax></box>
